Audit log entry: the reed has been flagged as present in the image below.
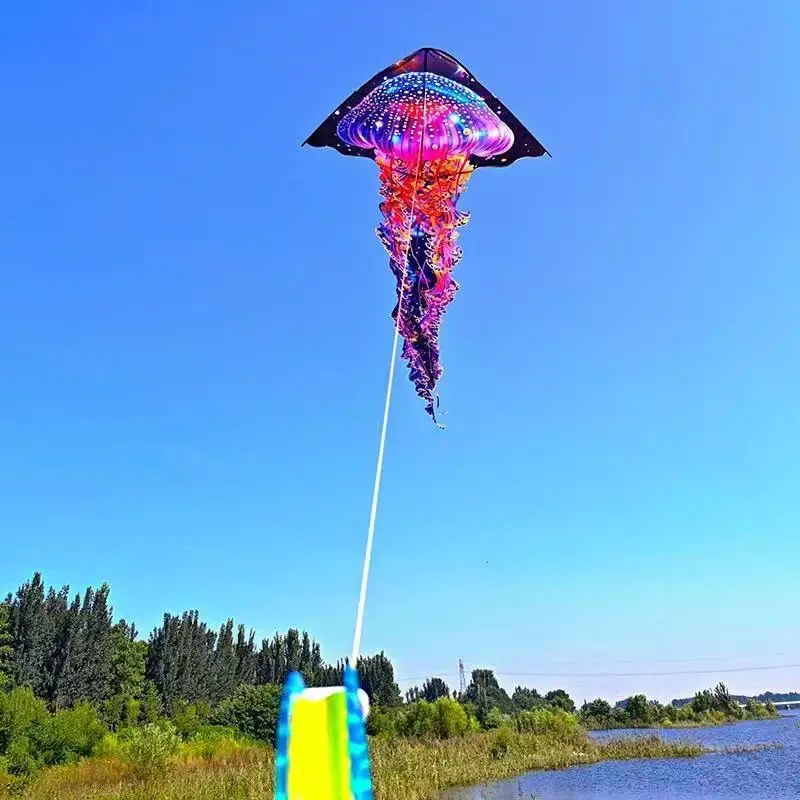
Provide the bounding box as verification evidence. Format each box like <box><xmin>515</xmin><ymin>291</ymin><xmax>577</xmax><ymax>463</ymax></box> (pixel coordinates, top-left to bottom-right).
<box><xmin>10</xmin><ymin>728</ymin><xmax>710</xmax><ymax>800</ymax></box>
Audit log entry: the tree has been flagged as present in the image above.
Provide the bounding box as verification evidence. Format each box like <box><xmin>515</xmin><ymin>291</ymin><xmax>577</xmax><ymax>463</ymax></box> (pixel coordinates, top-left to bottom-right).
<box><xmin>690</xmin><ymin>689</ymin><xmax>715</xmax><ymax>714</ymax></box>
<box><xmin>713</xmin><ymin>682</ymin><xmax>738</xmax><ymax>716</ymax></box>
<box><xmin>581</xmin><ymin>698</ymin><xmax>611</xmax><ymax>718</ymax></box>
<box><xmin>464</xmin><ymin>669</ymin><xmax>515</xmax><ymax>723</ymax></box>
<box><xmin>625</xmin><ymin>694</ymin><xmax>650</xmax><ymax>723</ymax></box>
<box><xmin>146</xmin><ymin>611</ymin><xmax>216</xmax><ymax>711</ymax></box>
<box><xmin>405</xmin><ymin>685</ymin><xmax>423</xmax><ymax>704</ymax></box>
<box><xmin>140</xmin><ymin>680</ymin><xmax>163</xmax><ymax>723</ymax></box>
<box><xmin>357</xmin><ymin>653</ymin><xmax>402</xmax><ymax>707</ymax></box>
<box><xmin>256</xmin><ymin>629</ymin><xmax>324</xmax><ymax>687</ymax></box>
<box><xmin>54</xmin><ymin>584</ymin><xmax>115</xmax><ymax>707</ymax></box>
<box><xmin>210</xmin><ymin>684</ymin><xmax>282</xmax><ymax>744</ymax></box>
<box><xmin>108</xmin><ymin>621</ymin><xmax>146</xmax><ymax>700</ymax></box>
<box><xmin>7</xmin><ymin>573</ymin><xmax>49</xmax><ymax>696</ymax></box>
<box><xmin>0</xmin><ymin>601</ymin><xmax>13</xmax><ymax>688</ymax></box>
<box><xmin>421</xmin><ymin>677</ymin><xmax>450</xmax><ymax>702</ymax></box>
<box><xmin>511</xmin><ymin>686</ymin><xmax>542</xmax><ymax>711</ymax></box>
<box><xmin>544</xmin><ymin>689</ymin><xmax>575</xmax><ymax>714</ymax></box>
<box><xmin>6</xmin><ymin>574</ymin><xmax>117</xmax><ymax>707</ymax></box>
<box><xmin>211</xmin><ymin>620</ymin><xmax>238</xmax><ymax>704</ymax></box>
<box><xmin>234</xmin><ymin>625</ymin><xmax>257</xmax><ymax>686</ymax></box>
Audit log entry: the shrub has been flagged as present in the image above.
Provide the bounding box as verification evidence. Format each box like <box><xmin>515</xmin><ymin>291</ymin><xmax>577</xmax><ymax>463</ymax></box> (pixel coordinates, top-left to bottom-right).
<box><xmin>0</xmin><ymin>686</ymin><xmax>49</xmax><ymax>775</ymax></box>
<box><xmin>400</xmin><ymin>700</ymin><xmax>436</xmax><ymax>738</ymax></box>
<box><xmin>489</xmin><ymin>726</ymin><xmax>514</xmax><ymax>758</ymax></box>
<box><xmin>210</xmin><ymin>684</ymin><xmax>281</xmax><ymax>745</ymax></box>
<box><xmin>484</xmin><ymin>707</ymin><xmax>510</xmax><ymax>731</ymax></box>
<box><xmin>36</xmin><ymin>702</ymin><xmax>107</xmax><ymax>766</ymax></box>
<box><xmin>431</xmin><ymin>697</ymin><xmax>469</xmax><ymax>739</ymax></box>
<box><xmin>366</xmin><ymin>707</ymin><xmax>398</xmax><ymax>738</ymax></box>
<box><xmin>516</xmin><ymin>708</ymin><xmax>582</xmax><ymax>742</ymax></box>
<box><xmin>172</xmin><ymin>699</ymin><xmax>211</xmax><ymax>739</ymax></box>
<box><xmin>122</xmin><ymin>722</ymin><xmax>180</xmax><ymax>776</ymax></box>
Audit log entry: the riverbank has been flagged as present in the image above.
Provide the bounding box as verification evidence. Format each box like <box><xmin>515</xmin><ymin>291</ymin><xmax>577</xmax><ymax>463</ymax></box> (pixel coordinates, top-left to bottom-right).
<box><xmin>583</xmin><ymin>716</ymin><xmax>777</xmax><ymax>731</ymax></box>
<box><xmin>10</xmin><ymin>728</ymin><xmax>708</xmax><ymax>800</ymax></box>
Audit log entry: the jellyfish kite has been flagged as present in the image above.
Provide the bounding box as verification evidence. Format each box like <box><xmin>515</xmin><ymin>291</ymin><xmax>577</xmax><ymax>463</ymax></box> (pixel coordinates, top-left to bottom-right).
<box><xmin>304</xmin><ymin>47</ymin><xmax>547</xmax><ymax>424</ymax></box>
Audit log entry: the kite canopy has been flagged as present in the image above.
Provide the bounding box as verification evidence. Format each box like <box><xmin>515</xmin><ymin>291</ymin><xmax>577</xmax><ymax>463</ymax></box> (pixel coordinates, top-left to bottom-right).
<box><xmin>304</xmin><ymin>47</ymin><xmax>548</xmax><ymax>167</ymax></box>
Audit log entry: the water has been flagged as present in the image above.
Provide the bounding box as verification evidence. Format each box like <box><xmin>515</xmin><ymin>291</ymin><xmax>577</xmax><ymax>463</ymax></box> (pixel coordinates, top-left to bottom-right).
<box><xmin>449</xmin><ymin>713</ymin><xmax>800</xmax><ymax>800</ymax></box>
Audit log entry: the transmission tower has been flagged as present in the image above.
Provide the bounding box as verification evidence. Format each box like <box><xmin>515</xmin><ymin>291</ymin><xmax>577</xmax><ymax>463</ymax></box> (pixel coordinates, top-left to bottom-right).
<box><xmin>458</xmin><ymin>659</ymin><xmax>467</xmax><ymax>695</ymax></box>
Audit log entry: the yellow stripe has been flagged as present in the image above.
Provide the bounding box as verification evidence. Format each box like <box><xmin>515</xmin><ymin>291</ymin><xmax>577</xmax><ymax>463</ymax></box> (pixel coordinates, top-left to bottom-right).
<box><xmin>286</xmin><ymin>692</ymin><xmax>350</xmax><ymax>799</ymax></box>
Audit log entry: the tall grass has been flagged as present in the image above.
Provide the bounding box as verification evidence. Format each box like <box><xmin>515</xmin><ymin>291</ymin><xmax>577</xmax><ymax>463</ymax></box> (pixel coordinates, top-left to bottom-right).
<box><xmin>9</xmin><ymin>727</ymin><xmax>709</xmax><ymax>800</ymax></box>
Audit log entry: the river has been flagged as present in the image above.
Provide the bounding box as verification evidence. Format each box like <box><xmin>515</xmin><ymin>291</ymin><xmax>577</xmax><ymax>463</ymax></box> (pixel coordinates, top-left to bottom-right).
<box><xmin>448</xmin><ymin>712</ymin><xmax>800</xmax><ymax>800</ymax></box>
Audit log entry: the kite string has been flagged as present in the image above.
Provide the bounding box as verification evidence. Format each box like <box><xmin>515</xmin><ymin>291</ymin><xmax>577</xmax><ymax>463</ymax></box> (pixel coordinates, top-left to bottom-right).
<box><xmin>350</xmin><ymin>73</ymin><xmax>429</xmax><ymax>669</ymax></box>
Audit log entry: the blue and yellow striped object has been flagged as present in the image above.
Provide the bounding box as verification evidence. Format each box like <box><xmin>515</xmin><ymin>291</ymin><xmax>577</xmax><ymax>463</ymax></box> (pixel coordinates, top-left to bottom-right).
<box><xmin>274</xmin><ymin>666</ymin><xmax>373</xmax><ymax>800</ymax></box>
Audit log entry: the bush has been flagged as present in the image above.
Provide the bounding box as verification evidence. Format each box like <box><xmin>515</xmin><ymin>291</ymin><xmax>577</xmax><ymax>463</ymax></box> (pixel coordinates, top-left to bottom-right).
<box><xmin>366</xmin><ymin>707</ymin><xmax>398</xmax><ymax>738</ymax></box>
<box><xmin>489</xmin><ymin>726</ymin><xmax>514</xmax><ymax>758</ymax></box>
<box><xmin>101</xmin><ymin>695</ymin><xmax>141</xmax><ymax>731</ymax></box>
<box><xmin>36</xmin><ymin>702</ymin><xmax>107</xmax><ymax>766</ymax></box>
<box><xmin>172</xmin><ymin>699</ymin><xmax>211</xmax><ymax>739</ymax></box>
<box><xmin>93</xmin><ymin>732</ymin><xmax>123</xmax><ymax>758</ymax></box>
<box><xmin>123</xmin><ymin>722</ymin><xmax>181</xmax><ymax>776</ymax></box>
<box><xmin>400</xmin><ymin>700</ymin><xmax>435</xmax><ymax>738</ymax></box>
<box><xmin>0</xmin><ymin>686</ymin><xmax>49</xmax><ymax>775</ymax></box>
<box><xmin>516</xmin><ymin>708</ymin><xmax>582</xmax><ymax>742</ymax></box>
<box><xmin>484</xmin><ymin>707</ymin><xmax>511</xmax><ymax>730</ymax></box>
<box><xmin>210</xmin><ymin>684</ymin><xmax>281</xmax><ymax>745</ymax></box>
<box><xmin>431</xmin><ymin>697</ymin><xmax>469</xmax><ymax>739</ymax></box>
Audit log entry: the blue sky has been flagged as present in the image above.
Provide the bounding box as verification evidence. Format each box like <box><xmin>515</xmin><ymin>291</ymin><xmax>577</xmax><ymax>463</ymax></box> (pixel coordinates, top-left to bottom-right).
<box><xmin>1</xmin><ymin>1</ymin><xmax>798</xmax><ymax>704</ymax></box>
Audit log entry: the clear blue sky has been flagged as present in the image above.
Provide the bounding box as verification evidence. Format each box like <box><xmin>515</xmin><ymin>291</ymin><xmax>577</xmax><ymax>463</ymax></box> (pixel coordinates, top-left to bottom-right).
<box><xmin>2</xmin><ymin>1</ymin><xmax>798</xmax><ymax>704</ymax></box>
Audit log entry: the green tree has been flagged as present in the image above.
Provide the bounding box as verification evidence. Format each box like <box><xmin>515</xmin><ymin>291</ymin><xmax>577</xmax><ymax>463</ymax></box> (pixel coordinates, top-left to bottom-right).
<box><xmin>625</xmin><ymin>694</ymin><xmax>651</xmax><ymax>723</ymax></box>
<box><xmin>581</xmin><ymin>698</ymin><xmax>611</xmax><ymax>718</ymax></box>
<box><xmin>0</xmin><ymin>602</ymin><xmax>13</xmax><ymax>689</ymax></box>
<box><xmin>690</xmin><ymin>689</ymin><xmax>715</xmax><ymax>714</ymax></box>
<box><xmin>465</xmin><ymin>669</ymin><xmax>515</xmax><ymax>716</ymax></box>
<box><xmin>146</xmin><ymin>611</ymin><xmax>216</xmax><ymax>711</ymax></box>
<box><xmin>400</xmin><ymin>700</ymin><xmax>436</xmax><ymax>737</ymax></box>
<box><xmin>511</xmin><ymin>686</ymin><xmax>542</xmax><ymax>711</ymax></box>
<box><xmin>54</xmin><ymin>584</ymin><xmax>115</xmax><ymax>708</ymax></box>
<box><xmin>431</xmin><ymin>697</ymin><xmax>469</xmax><ymax>738</ymax></box>
<box><xmin>210</xmin><ymin>684</ymin><xmax>281</xmax><ymax>745</ymax></box>
<box><xmin>421</xmin><ymin>677</ymin><xmax>450</xmax><ymax>702</ymax></box>
<box><xmin>0</xmin><ymin>685</ymin><xmax>50</xmax><ymax>775</ymax></box>
<box><xmin>234</xmin><ymin>625</ymin><xmax>257</xmax><ymax>685</ymax></box>
<box><xmin>713</xmin><ymin>682</ymin><xmax>739</xmax><ymax>716</ymax></box>
<box><xmin>356</xmin><ymin>653</ymin><xmax>402</xmax><ymax>707</ymax></box>
<box><xmin>405</xmin><ymin>685</ymin><xmax>423</xmax><ymax>703</ymax></box>
<box><xmin>256</xmin><ymin>629</ymin><xmax>324</xmax><ymax>687</ymax></box>
<box><xmin>36</xmin><ymin>702</ymin><xmax>107</xmax><ymax>766</ymax></box>
<box><xmin>7</xmin><ymin>574</ymin><xmax>49</xmax><ymax>697</ymax></box>
<box><xmin>172</xmin><ymin>699</ymin><xmax>211</xmax><ymax>739</ymax></box>
<box><xmin>139</xmin><ymin>680</ymin><xmax>164</xmax><ymax>723</ymax></box>
<box><xmin>108</xmin><ymin>621</ymin><xmax>147</xmax><ymax>700</ymax></box>
<box><xmin>544</xmin><ymin>689</ymin><xmax>576</xmax><ymax>714</ymax></box>
<box><xmin>211</xmin><ymin>620</ymin><xmax>238</xmax><ymax>703</ymax></box>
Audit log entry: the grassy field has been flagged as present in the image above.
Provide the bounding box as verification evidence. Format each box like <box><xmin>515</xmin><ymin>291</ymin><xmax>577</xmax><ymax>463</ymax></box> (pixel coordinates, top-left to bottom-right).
<box><xmin>10</xmin><ymin>728</ymin><xmax>709</xmax><ymax>800</ymax></box>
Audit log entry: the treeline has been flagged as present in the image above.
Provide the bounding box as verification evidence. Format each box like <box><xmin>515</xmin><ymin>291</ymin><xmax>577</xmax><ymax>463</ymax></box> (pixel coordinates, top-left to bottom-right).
<box><xmin>1</xmin><ymin>573</ymin><xmax>402</xmax><ymax>723</ymax></box>
<box><xmin>0</xmin><ymin>573</ymin><xmax>780</xmax><ymax>782</ymax></box>
<box><xmin>581</xmin><ymin>683</ymin><xmax>778</xmax><ymax>730</ymax></box>
<box><xmin>672</xmin><ymin>690</ymin><xmax>799</xmax><ymax>707</ymax></box>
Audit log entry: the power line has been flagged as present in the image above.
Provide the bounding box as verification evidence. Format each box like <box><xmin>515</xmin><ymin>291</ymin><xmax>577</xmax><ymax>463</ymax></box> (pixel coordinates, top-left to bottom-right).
<box><xmin>398</xmin><ymin>661</ymin><xmax>800</xmax><ymax>683</ymax></box>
